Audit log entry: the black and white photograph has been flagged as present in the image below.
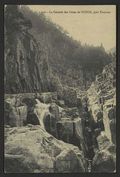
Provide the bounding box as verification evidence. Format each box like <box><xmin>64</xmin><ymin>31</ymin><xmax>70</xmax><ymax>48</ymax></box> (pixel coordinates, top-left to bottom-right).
<box><xmin>4</xmin><ymin>5</ymin><xmax>116</xmax><ymax>173</ymax></box>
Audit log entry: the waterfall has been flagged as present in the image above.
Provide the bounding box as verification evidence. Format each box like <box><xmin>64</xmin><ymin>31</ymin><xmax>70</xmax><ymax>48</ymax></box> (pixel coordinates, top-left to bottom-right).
<box><xmin>34</xmin><ymin>99</ymin><xmax>50</xmax><ymax>129</ymax></box>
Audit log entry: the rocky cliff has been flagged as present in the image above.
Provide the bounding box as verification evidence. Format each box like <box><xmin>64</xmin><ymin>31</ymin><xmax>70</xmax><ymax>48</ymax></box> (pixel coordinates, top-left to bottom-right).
<box><xmin>4</xmin><ymin>5</ymin><xmax>57</xmax><ymax>94</ymax></box>
<box><xmin>87</xmin><ymin>59</ymin><xmax>116</xmax><ymax>144</ymax></box>
<box><xmin>86</xmin><ymin>59</ymin><xmax>116</xmax><ymax>172</ymax></box>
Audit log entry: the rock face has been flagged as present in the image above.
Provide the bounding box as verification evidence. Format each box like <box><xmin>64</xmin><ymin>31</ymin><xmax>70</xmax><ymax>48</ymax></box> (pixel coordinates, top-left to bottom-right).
<box><xmin>87</xmin><ymin>61</ymin><xmax>116</xmax><ymax>144</ymax></box>
<box><xmin>5</xmin><ymin>126</ymin><xmax>86</xmax><ymax>173</ymax></box>
<box><xmin>85</xmin><ymin>60</ymin><xmax>116</xmax><ymax>172</ymax></box>
<box><xmin>4</xmin><ymin>5</ymin><xmax>56</xmax><ymax>94</ymax></box>
<box><xmin>4</xmin><ymin>96</ymin><xmax>28</xmax><ymax>127</ymax></box>
<box><xmin>57</xmin><ymin>118</ymin><xmax>84</xmax><ymax>147</ymax></box>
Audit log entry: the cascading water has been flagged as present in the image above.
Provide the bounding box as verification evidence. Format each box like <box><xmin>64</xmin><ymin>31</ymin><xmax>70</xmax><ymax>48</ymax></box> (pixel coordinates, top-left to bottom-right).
<box><xmin>34</xmin><ymin>99</ymin><xmax>50</xmax><ymax>129</ymax></box>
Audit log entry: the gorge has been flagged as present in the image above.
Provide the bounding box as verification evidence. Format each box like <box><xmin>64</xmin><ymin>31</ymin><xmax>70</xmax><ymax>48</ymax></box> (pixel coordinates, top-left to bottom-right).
<box><xmin>4</xmin><ymin>5</ymin><xmax>116</xmax><ymax>173</ymax></box>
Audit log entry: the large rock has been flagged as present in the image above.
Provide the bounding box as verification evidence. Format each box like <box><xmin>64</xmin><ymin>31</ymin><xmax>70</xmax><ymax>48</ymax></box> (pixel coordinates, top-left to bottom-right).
<box><xmin>92</xmin><ymin>133</ymin><xmax>116</xmax><ymax>172</ymax></box>
<box><xmin>54</xmin><ymin>149</ymin><xmax>85</xmax><ymax>173</ymax></box>
<box><xmin>38</xmin><ymin>92</ymin><xmax>57</xmax><ymax>103</ymax></box>
<box><xmin>57</xmin><ymin>119</ymin><xmax>74</xmax><ymax>142</ymax></box>
<box><xmin>5</xmin><ymin>126</ymin><xmax>86</xmax><ymax>173</ymax></box>
<box><xmin>92</xmin><ymin>150</ymin><xmax>116</xmax><ymax>172</ymax></box>
<box><xmin>5</xmin><ymin>98</ymin><xmax>27</xmax><ymax>127</ymax></box>
<box><xmin>57</xmin><ymin>118</ymin><xmax>85</xmax><ymax>151</ymax></box>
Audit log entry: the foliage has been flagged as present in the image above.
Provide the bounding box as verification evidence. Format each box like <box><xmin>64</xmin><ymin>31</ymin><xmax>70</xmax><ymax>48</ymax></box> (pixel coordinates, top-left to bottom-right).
<box><xmin>20</xmin><ymin>6</ymin><xmax>112</xmax><ymax>89</ymax></box>
<box><xmin>4</xmin><ymin>5</ymin><xmax>32</xmax><ymax>42</ymax></box>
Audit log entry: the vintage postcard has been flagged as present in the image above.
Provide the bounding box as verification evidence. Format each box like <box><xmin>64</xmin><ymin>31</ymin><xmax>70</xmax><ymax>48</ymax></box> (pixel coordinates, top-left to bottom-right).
<box><xmin>4</xmin><ymin>5</ymin><xmax>116</xmax><ymax>173</ymax></box>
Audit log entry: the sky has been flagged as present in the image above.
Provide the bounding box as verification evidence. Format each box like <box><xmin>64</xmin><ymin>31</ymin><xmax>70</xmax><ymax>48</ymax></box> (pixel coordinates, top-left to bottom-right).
<box><xmin>27</xmin><ymin>5</ymin><xmax>116</xmax><ymax>51</ymax></box>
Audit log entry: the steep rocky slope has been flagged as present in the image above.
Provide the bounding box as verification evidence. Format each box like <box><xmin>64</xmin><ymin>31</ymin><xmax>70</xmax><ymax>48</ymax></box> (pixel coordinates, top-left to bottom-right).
<box><xmin>87</xmin><ymin>59</ymin><xmax>116</xmax><ymax>144</ymax></box>
<box><xmin>4</xmin><ymin>5</ymin><xmax>58</xmax><ymax>93</ymax></box>
<box><xmin>86</xmin><ymin>59</ymin><xmax>116</xmax><ymax>172</ymax></box>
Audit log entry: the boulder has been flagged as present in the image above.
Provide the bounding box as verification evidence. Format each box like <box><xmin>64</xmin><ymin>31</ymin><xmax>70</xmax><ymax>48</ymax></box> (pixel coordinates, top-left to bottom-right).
<box><xmin>57</xmin><ymin>118</ymin><xmax>84</xmax><ymax>150</ymax></box>
<box><xmin>5</xmin><ymin>126</ymin><xmax>86</xmax><ymax>173</ymax></box>
<box><xmin>92</xmin><ymin>150</ymin><xmax>115</xmax><ymax>173</ymax></box>
<box><xmin>4</xmin><ymin>99</ymin><xmax>27</xmax><ymax>127</ymax></box>
<box><xmin>54</xmin><ymin>149</ymin><xmax>85</xmax><ymax>173</ymax></box>
<box><xmin>57</xmin><ymin>119</ymin><xmax>73</xmax><ymax>142</ymax></box>
<box><xmin>38</xmin><ymin>92</ymin><xmax>52</xmax><ymax>103</ymax></box>
<box><xmin>37</xmin><ymin>92</ymin><xmax>57</xmax><ymax>104</ymax></box>
<box><xmin>92</xmin><ymin>133</ymin><xmax>116</xmax><ymax>172</ymax></box>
